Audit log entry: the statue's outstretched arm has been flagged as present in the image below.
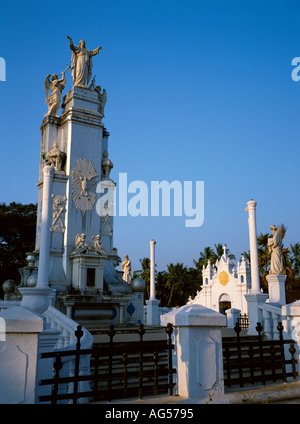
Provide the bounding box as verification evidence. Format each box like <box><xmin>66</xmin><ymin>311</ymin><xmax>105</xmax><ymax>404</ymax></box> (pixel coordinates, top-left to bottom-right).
<box><xmin>91</xmin><ymin>46</ymin><xmax>103</xmax><ymax>56</ymax></box>
<box><xmin>67</xmin><ymin>35</ymin><xmax>76</xmax><ymax>51</ymax></box>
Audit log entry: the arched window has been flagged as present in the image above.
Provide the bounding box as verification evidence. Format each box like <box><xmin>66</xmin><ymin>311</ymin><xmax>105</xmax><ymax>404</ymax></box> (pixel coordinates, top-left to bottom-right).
<box><xmin>219</xmin><ymin>293</ymin><xmax>231</xmax><ymax>314</ymax></box>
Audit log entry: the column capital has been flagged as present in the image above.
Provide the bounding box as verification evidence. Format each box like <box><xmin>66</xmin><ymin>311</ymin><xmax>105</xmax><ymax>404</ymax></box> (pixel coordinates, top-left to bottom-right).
<box><xmin>245</xmin><ymin>199</ymin><xmax>257</xmax><ymax>212</ymax></box>
<box><xmin>42</xmin><ymin>164</ymin><xmax>55</xmax><ymax>178</ymax></box>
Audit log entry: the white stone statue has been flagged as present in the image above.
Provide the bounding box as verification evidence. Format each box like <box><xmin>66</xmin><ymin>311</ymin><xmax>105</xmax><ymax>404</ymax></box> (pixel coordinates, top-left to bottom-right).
<box><xmin>268</xmin><ymin>225</ymin><xmax>284</xmax><ymax>275</ymax></box>
<box><xmin>47</xmin><ymin>141</ymin><xmax>66</xmax><ymax>171</ymax></box>
<box><xmin>44</xmin><ymin>66</ymin><xmax>69</xmax><ymax>117</ymax></box>
<box><xmin>73</xmin><ymin>233</ymin><xmax>88</xmax><ymax>254</ymax></box>
<box><xmin>95</xmin><ymin>86</ymin><xmax>107</xmax><ymax>117</ymax></box>
<box><xmin>91</xmin><ymin>235</ymin><xmax>105</xmax><ymax>254</ymax></box>
<box><xmin>122</xmin><ymin>254</ymin><xmax>132</xmax><ymax>283</ymax></box>
<box><xmin>67</xmin><ymin>36</ymin><xmax>103</xmax><ymax>87</ymax></box>
<box><xmin>101</xmin><ymin>151</ymin><xmax>113</xmax><ymax>179</ymax></box>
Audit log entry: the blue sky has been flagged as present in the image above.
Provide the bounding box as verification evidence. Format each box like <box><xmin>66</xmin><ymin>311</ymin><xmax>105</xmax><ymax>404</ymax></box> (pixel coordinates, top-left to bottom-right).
<box><xmin>0</xmin><ymin>0</ymin><xmax>299</xmax><ymax>273</ymax></box>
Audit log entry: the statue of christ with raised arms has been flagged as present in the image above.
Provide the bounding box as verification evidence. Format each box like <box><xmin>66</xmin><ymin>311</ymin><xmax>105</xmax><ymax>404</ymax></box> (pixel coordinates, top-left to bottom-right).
<box><xmin>67</xmin><ymin>36</ymin><xmax>103</xmax><ymax>87</ymax></box>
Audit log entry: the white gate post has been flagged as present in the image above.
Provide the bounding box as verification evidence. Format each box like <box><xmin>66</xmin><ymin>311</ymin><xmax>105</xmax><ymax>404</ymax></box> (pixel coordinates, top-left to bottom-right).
<box><xmin>0</xmin><ymin>306</ymin><xmax>45</xmax><ymax>404</ymax></box>
<box><xmin>161</xmin><ymin>304</ymin><xmax>226</xmax><ymax>403</ymax></box>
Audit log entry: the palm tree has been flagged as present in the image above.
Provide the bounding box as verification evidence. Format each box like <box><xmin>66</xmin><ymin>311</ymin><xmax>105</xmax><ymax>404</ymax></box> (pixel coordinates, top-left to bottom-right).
<box><xmin>257</xmin><ymin>232</ymin><xmax>270</xmax><ymax>291</ymax></box>
<box><xmin>165</xmin><ymin>263</ymin><xmax>188</xmax><ymax>308</ymax></box>
<box><xmin>193</xmin><ymin>246</ymin><xmax>217</xmax><ymax>271</ymax></box>
<box><xmin>134</xmin><ymin>257</ymin><xmax>151</xmax><ymax>299</ymax></box>
<box><xmin>240</xmin><ymin>250</ymin><xmax>250</xmax><ymax>263</ymax></box>
<box><xmin>290</xmin><ymin>243</ymin><xmax>300</xmax><ymax>278</ymax></box>
<box><xmin>155</xmin><ymin>271</ymin><xmax>168</xmax><ymax>307</ymax></box>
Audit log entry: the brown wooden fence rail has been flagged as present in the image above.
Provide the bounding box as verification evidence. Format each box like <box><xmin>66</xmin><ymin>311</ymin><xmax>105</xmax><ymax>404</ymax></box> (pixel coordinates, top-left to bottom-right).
<box><xmin>222</xmin><ymin>321</ymin><xmax>298</xmax><ymax>389</ymax></box>
<box><xmin>39</xmin><ymin>323</ymin><xmax>176</xmax><ymax>404</ymax></box>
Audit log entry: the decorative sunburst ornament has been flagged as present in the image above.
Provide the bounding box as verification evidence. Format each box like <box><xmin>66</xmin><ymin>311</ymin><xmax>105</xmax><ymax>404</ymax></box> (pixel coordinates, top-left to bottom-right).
<box><xmin>219</xmin><ymin>271</ymin><xmax>229</xmax><ymax>286</ymax></box>
<box><xmin>71</xmin><ymin>159</ymin><xmax>98</xmax><ymax>213</ymax></box>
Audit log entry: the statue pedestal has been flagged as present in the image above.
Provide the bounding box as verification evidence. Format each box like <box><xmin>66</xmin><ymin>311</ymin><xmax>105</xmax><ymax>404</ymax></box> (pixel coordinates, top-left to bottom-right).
<box><xmin>19</xmin><ymin>287</ymin><xmax>52</xmax><ymax>315</ymax></box>
<box><xmin>244</xmin><ymin>292</ymin><xmax>268</xmax><ymax>335</ymax></box>
<box><xmin>145</xmin><ymin>299</ymin><xmax>160</xmax><ymax>326</ymax></box>
<box><xmin>266</xmin><ymin>274</ymin><xmax>287</xmax><ymax>306</ymax></box>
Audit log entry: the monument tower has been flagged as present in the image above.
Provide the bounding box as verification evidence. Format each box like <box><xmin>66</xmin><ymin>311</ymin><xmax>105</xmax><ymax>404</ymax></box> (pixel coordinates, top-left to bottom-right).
<box><xmin>23</xmin><ymin>36</ymin><xmax>144</xmax><ymax>327</ymax></box>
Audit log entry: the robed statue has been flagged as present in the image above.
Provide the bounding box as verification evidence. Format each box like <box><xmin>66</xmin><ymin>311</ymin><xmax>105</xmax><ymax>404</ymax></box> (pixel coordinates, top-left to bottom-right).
<box><xmin>268</xmin><ymin>225</ymin><xmax>284</xmax><ymax>275</ymax></box>
<box><xmin>67</xmin><ymin>36</ymin><xmax>103</xmax><ymax>87</ymax></box>
<box><xmin>122</xmin><ymin>255</ymin><xmax>132</xmax><ymax>284</ymax></box>
<box><xmin>44</xmin><ymin>66</ymin><xmax>69</xmax><ymax>117</ymax></box>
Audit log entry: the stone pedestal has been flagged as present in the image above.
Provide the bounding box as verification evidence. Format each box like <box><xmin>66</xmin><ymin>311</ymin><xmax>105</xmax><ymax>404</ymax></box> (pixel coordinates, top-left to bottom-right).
<box><xmin>19</xmin><ymin>287</ymin><xmax>53</xmax><ymax>315</ymax></box>
<box><xmin>0</xmin><ymin>306</ymin><xmax>45</xmax><ymax>404</ymax></box>
<box><xmin>225</xmin><ymin>308</ymin><xmax>241</xmax><ymax>328</ymax></box>
<box><xmin>145</xmin><ymin>299</ymin><xmax>160</xmax><ymax>326</ymax></box>
<box><xmin>245</xmin><ymin>292</ymin><xmax>268</xmax><ymax>335</ymax></box>
<box><xmin>161</xmin><ymin>304</ymin><xmax>226</xmax><ymax>403</ymax></box>
<box><xmin>266</xmin><ymin>274</ymin><xmax>286</xmax><ymax>306</ymax></box>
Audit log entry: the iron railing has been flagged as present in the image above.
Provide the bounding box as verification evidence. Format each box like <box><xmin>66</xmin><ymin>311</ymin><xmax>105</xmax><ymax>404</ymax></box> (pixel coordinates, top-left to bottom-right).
<box><xmin>39</xmin><ymin>323</ymin><xmax>176</xmax><ymax>404</ymax></box>
<box><xmin>238</xmin><ymin>313</ymin><xmax>249</xmax><ymax>329</ymax></box>
<box><xmin>222</xmin><ymin>321</ymin><xmax>298</xmax><ymax>389</ymax></box>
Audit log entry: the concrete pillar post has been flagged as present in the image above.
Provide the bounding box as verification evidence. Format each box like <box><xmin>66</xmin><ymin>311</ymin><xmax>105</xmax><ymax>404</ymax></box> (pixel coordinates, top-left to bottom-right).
<box><xmin>150</xmin><ymin>239</ymin><xmax>156</xmax><ymax>300</ymax></box>
<box><xmin>37</xmin><ymin>165</ymin><xmax>55</xmax><ymax>288</ymax></box>
<box><xmin>19</xmin><ymin>165</ymin><xmax>54</xmax><ymax>314</ymax></box>
<box><xmin>244</xmin><ymin>199</ymin><xmax>260</xmax><ymax>293</ymax></box>
<box><xmin>161</xmin><ymin>304</ymin><xmax>226</xmax><ymax>403</ymax></box>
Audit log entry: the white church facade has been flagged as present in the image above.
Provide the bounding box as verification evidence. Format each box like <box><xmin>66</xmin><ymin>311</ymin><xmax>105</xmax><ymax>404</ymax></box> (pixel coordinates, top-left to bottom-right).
<box><xmin>191</xmin><ymin>246</ymin><xmax>251</xmax><ymax>316</ymax></box>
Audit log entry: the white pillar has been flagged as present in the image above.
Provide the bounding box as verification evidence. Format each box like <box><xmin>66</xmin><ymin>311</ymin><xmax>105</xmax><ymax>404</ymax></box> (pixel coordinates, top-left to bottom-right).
<box><xmin>19</xmin><ymin>166</ymin><xmax>54</xmax><ymax>314</ymax></box>
<box><xmin>245</xmin><ymin>199</ymin><xmax>260</xmax><ymax>293</ymax></box>
<box><xmin>150</xmin><ymin>239</ymin><xmax>156</xmax><ymax>300</ymax></box>
<box><xmin>244</xmin><ymin>199</ymin><xmax>268</xmax><ymax>335</ymax></box>
<box><xmin>37</xmin><ymin>165</ymin><xmax>55</xmax><ymax>288</ymax></box>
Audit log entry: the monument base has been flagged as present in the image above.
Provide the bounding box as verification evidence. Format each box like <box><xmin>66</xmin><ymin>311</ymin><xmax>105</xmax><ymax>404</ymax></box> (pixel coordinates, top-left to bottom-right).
<box><xmin>145</xmin><ymin>299</ymin><xmax>160</xmax><ymax>326</ymax></box>
<box><xmin>19</xmin><ymin>287</ymin><xmax>53</xmax><ymax>315</ymax></box>
<box><xmin>244</xmin><ymin>292</ymin><xmax>268</xmax><ymax>335</ymax></box>
<box><xmin>266</xmin><ymin>274</ymin><xmax>286</xmax><ymax>306</ymax></box>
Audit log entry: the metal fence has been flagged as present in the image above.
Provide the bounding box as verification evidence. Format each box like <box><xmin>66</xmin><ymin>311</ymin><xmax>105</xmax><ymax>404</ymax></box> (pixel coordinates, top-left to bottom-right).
<box><xmin>222</xmin><ymin>321</ymin><xmax>298</xmax><ymax>389</ymax></box>
<box><xmin>39</xmin><ymin>323</ymin><xmax>176</xmax><ymax>404</ymax></box>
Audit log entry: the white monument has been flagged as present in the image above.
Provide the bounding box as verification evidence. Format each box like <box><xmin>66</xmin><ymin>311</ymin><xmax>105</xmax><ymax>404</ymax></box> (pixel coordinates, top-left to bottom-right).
<box><xmin>16</xmin><ymin>37</ymin><xmax>145</xmax><ymax>328</ymax></box>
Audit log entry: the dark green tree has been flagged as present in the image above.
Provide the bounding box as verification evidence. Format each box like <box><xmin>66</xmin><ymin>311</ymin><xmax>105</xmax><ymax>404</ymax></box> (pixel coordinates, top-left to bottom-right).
<box><xmin>0</xmin><ymin>202</ymin><xmax>37</xmax><ymax>295</ymax></box>
<box><xmin>133</xmin><ymin>257</ymin><xmax>151</xmax><ymax>299</ymax></box>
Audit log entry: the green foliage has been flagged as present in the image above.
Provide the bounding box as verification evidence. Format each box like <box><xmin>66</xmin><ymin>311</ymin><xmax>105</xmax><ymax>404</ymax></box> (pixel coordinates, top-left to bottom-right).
<box><xmin>0</xmin><ymin>202</ymin><xmax>37</xmax><ymax>293</ymax></box>
<box><xmin>133</xmin><ymin>257</ymin><xmax>151</xmax><ymax>299</ymax></box>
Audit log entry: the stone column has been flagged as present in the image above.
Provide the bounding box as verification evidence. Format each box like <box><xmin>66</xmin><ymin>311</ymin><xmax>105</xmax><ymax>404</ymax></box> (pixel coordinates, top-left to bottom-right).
<box><xmin>37</xmin><ymin>165</ymin><xmax>55</xmax><ymax>288</ymax></box>
<box><xmin>244</xmin><ymin>200</ymin><xmax>268</xmax><ymax>334</ymax></box>
<box><xmin>161</xmin><ymin>304</ymin><xmax>226</xmax><ymax>403</ymax></box>
<box><xmin>145</xmin><ymin>240</ymin><xmax>160</xmax><ymax>325</ymax></box>
<box><xmin>19</xmin><ymin>165</ymin><xmax>54</xmax><ymax>314</ymax></box>
<box><xmin>245</xmin><ymin>199</ymin><xmax>260</xmax><ymax>293</ymax></box>
<box><xmin>150</xmin><ymin>239</ymin><xmax>156</xmax><ymax>300</ymax></box>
